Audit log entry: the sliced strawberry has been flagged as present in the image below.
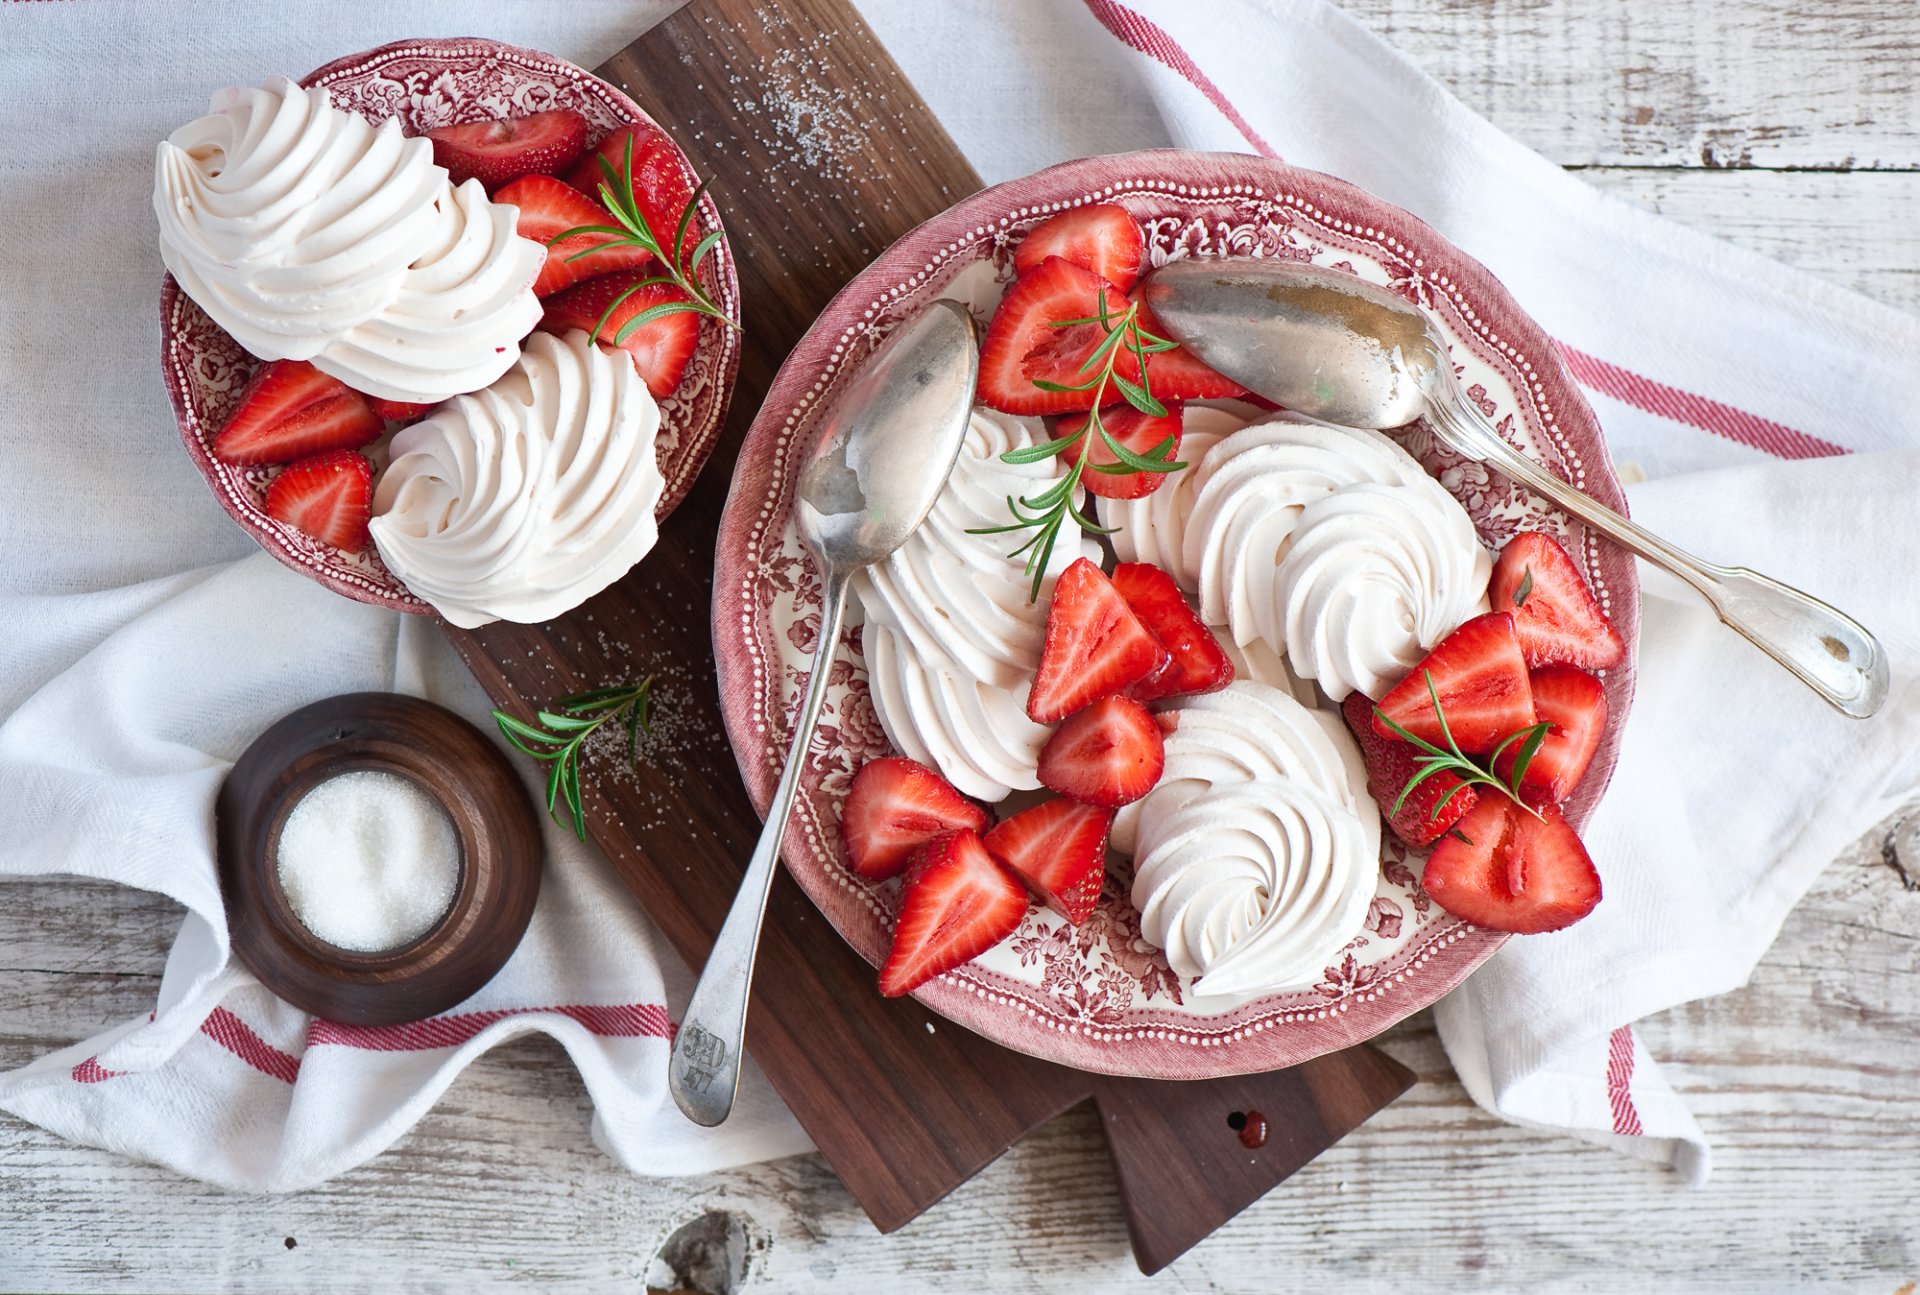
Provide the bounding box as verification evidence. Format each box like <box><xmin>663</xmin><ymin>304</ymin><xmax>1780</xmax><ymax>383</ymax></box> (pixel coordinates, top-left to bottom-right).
<box><xmin>366</xmin><ymin>396</ymin><xmax>434</xmax><ymax>424</ymax></box>
<box><xmin>1054</xmin><ymin>403</ymin><xmax>1184</xmax><ymax>501</ymax></box>
<box><xmin>1373</xmin><ymin>612</ymin><xmax>1536</xmax><ymax>754</ymax></box>
<box><xmin>1341</xmin><ymin>691</ymin><xmax>1478</xmax><ymax>847</ymax></box>
<box><xmin>494</xmin><ymin>174</ymin><xmax>654</xmax><ymax>298</ymax></box>
<box><xmin>839</xmin><ymin>756</ymin><xmax>991</xmax><ymax>881</ymax></box>
<box><xmin>1422</xmin><ymin>798</ymin><xmax>1601</xmax><ymax>934</ymax></box>
<box><xmin>983</xmin><ymin>798</ymin><xmax>1114</xmax><ymax>925</ymax></box>
<box><xmin>1037</xmin><ymin>695</ymin><xmax>1166</xmax><ymax>808</ymax></box>
<box><xmin>1495</xmin><ymin>666</ymin><xmax>1608</xmax><ymax>806</ymax></box>
<box><xmin>977</xmin><ymin>257</ymin><xmax>1133</xmax><ymax>416</ymax></box>
<box><xmin>1110</xmin><ymin>562</ymin><xmax>1233</xmax><ymax>702</ymax></box>
<box><xmin>1489</xmin><ymin>532</ymin><xmax>1626</xmax><ymax>671</ymax></box>
<box><xmin>1115</xmin><ymin>288</ymin><xmax>1247</xmax><ymax>402</ymax></box>
<box><xmin>878</xmin><ymin>829</ymin><xmax>1029</xmax><ymax>997</ymax></box>
<box><xmin>265</xmin><ymin>450</ymin><xmax>373</xmax><ymax>552</ymax></box>
<box><xmin>567</xmin><ymin>122</ymin><xmax>701</xmax><ymax>264</ymax></box>
<box><xmin>212</xmin><ymin>360</ymin><xmax>383</xmax><ymax>465</ymax></box>
<box><xmin>1028</xmin><ymin>558</ymin><xmax>1170</xmax><ymax>723</ymax></box>
<box><xmin>540</xmin><ymin>273</ymin><xmax>701</xmax><ymax>398</ymax></box>
<box><xmin>1013</xmin><ymin>204</ymin><xmax>1145</xmax><ymax>292</ymax></box>
<box><xmin>423</xmin><ymin>109</ymin><xmax>589</xmax><ymax>191</ymax></box>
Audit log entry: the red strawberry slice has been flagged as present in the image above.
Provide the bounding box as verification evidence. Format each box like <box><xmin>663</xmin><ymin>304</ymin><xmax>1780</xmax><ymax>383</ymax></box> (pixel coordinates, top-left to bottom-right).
<box><xmin>1115</xmin><ymin>289</ymin><xmax>1248</xmax><ymax>402</ymax></box>
<box><xmin>1495</xmin><ymin>666</ymin><xmax>1608</xmax><ymax>806</ymax></box>
<box><xmin>567</xmin><ymin>122</ymin><xmax>701</xmax><ymax>264</ymax></box>
<box><xmin>1013</xmin><ymin>203</ymin><xmax>1145</xmax><ymax>292</ymax></box>
<box><xmin>1489</xmin><ymin>532</ymin><xmax>1626</xmax><ymax>671</ymax></box>
<box><xmin>1110</xmin><ymin>562</ymin><xmax>1233</xmax><ymax>703</ymax></box>
<box><xmin>1028</xmin><ymin>558</ymin><xmax>1170</xmax><ymax>723</ymax></box>
<box><xmin>839</xmin><ymin>756</ymin><xmax>991</xmax><ymax>881</ymax></box>
<box><xmin>983</xmin><ymin>798</ymin><xmax>1114</xmax><ymax>925</ymax></box>
<box><xmin>1054</xmin><ymin>403</ymin><xmax>1184</xmax><ymax>501</ymax></box>
<box><xmin>423</xmin><ymin>109</ymin><xmax>589</xmax><ymax>191</ymax></box>
<box><xmin>1373</xmin><ymin>612</ymin><xmax>1537</xmax><ymax>754</ymax></box>
<box><xmin>1341</xmin><ymin>691</ymin><xmax>1479</xmax><ymax>847</ymax></box>
<box><xmin>494</xmin><ymin>174</ymin><xmax>655</xmax><ymax>298</ymax></box>
<box><xmin>1422</xmin><ymin>798</ymin><xmax>1601</xmax><ymax>934</ymax></box>
<box><xmin>265</xmin><ymin>450</ymin><xmax>373</xmax><ymax>552</ymax></box>
<box><xmin>977</xmin><ymin>257</ymin><xmax>1133</xmax><ymax>416</ymax></box>
<box><xmin>1037</xmin><ymin>695</ymin><xmax>1166</xmax><ymax>808</ymax></box>
<box><xmin>366</xmin><ymin>396</ymin><xmax>434</xmax><ymax>424</ymax></box>
<box><xmin>212</xmin><ymin>360</ymin><xmax>383</xmax><ymax>466</ymax></box>
<box><xmin>878</xmin><ymin>829</ymin><xmax>1029</xmax><ymax>997</ymax></box>
<box><xmin>540</xmin><ymin>273</ymin><xmax>702</xmax><ymax>398</ymax></box>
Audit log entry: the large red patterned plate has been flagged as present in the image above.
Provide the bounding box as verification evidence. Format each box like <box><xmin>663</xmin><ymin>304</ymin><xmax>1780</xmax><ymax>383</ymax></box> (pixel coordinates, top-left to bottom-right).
<box><xmin>160</xmin><ymin>38</ymin><xmax>741</xmax><ymax>615</ymax></box>
<box><xmin>713</xmin><ymin>151</ymin><xmax>1639</xmax><ymax>1079</ymax></box>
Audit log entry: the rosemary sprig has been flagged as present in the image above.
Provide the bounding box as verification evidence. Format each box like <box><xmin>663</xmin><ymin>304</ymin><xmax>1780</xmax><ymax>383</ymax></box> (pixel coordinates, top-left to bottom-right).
<box><xmin>492</xmin><ymin>679</ymin><xmax>654</xmax><ymax>840</ymax></box>
<box><xmin>966</xmin><ymin>296</ymin><xmax>1186</xmax><ymax>602</ymax></box>
<box><xmin>1372</xmin><ymin>671</ymin><xmax>1551</xmax><ymax>825</ymax></box>
<box><xmin>548</xmin><ymin>134</ymin><xmax>740</xmax><ymax>345</ymax></box>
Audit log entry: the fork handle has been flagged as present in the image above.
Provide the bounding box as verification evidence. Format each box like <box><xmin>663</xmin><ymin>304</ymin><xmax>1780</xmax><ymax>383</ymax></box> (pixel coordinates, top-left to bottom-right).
<box><xmin>1424</xmin><ymin>387</ymin><xmax>1888</xmax><ymax>719</ymax></box>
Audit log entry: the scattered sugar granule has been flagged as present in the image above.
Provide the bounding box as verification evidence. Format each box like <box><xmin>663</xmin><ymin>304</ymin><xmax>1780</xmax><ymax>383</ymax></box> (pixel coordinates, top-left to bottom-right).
<box><xmin>277</xmin><ymin>770</ymin><xmax>460</xmax><ymax>953</ymax></box>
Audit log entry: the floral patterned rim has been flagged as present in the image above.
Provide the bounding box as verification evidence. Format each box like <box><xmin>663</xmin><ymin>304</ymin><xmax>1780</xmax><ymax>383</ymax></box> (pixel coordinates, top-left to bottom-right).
<box><xmin>712</xmin><ymin>151</ymin><xmax>1639</xmax><ymax>1079</ymax></box>
<box><xmin>160</xmin><ymin>37</ymin><xmax>742</xmax><ymax>616</ymax></box>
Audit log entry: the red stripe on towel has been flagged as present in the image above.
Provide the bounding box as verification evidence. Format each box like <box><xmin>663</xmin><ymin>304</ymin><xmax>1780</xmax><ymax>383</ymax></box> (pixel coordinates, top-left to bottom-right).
<box><xmin>1606</xmin><ymin>1024</ymin><xmax>1644</xmax><ymax>1136</ymax></box>
<box><xmin>200</xmin><ymin>1006</ymin><xmax>302</xmax><ymax>1084</ymax></box>
<box><xmin>1079</xmin><ymin>0</ymin><xmax>1279</xmax><ymax>158</ymax></box>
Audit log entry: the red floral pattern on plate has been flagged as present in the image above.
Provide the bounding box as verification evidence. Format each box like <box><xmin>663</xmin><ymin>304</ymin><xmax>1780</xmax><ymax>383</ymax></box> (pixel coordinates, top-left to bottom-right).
<box><xmin>712</xmin><ymin>153</ymin><xmax>1640</xmax><ymax>1079</ymax></box>
<box><xmin>160</xmin><ymin>38</ymin><xmax>741</xmax><ymax>615</ymax></box>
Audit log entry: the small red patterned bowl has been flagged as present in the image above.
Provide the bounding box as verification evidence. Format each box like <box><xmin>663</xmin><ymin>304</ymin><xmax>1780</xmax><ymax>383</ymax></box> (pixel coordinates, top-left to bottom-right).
<box><xmin>159</xmin><ymin>37</ymin><xmax>741</xmax><ymax>615</ymax></box>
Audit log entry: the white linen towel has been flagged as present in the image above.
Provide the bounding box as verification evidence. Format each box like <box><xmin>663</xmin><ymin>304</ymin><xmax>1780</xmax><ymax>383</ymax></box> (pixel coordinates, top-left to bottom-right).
<box><xmin>4</xmin><ymin>0</ymin><xmax>1917</xmax><ymax>1190</ymax></box>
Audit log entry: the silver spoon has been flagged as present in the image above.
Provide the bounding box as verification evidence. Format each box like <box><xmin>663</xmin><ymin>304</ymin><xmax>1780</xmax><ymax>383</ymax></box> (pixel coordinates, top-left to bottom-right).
<box><xmin>668</xmin><ymin>299</ymin><xmax>979</xmax><ymax>1126</ymax></box>
<box><xmin>1143</xmin><ymin>259</ymin><xmax>1889</xmax><ymax>719</ymax></box>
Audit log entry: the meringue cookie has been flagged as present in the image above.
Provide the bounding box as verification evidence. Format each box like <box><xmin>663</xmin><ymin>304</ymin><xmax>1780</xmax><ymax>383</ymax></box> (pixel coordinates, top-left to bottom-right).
<box><xmin>853</xmin><ymin>407</ymin><xmax>1097</xmax><ymax>802</ymax></box>
<box><xmin>155</xmin><ymin>76</ymin><xmax>541</xmax><ymax>403</ymax></box>
<box><xmin>1181</xmin><ymin>414</ymin><xmax>1490</xmax><ymax>701</ymax></box>
<box><xmin>1105</xmin><ymin>402</ymin><xmax>1260</xmax><ymax>589</ymax></box>
<box><xmin>369</xmin><ymin>329</ymin><xmax>664</xmax><ymax>628</ymax></box>
<box><xmin>1128</xmin><ymin>682</ymin><xmax>1380</xmax><ymax>997</ymax></box>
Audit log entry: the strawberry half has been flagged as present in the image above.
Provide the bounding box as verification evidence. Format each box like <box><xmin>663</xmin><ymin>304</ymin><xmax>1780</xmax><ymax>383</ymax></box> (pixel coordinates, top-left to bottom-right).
<box><xmin>1422</xmin><ymin>798</ymin><xmax>1601</xmax><ymax>934</ymax></box>
<box><xmin>1013</xmin><ymin>203</ymin><xmax>1145</xmax><ymax>292</ymax></box>
<box><xmin>1495</xmin><ymin>666</ymin><xmax>1608</xmax><ymax>806</ymax></box>
<box><xmin>366</xmin><ymin>396</ymin><xmax>434</xmax><ymax>424</ymax></box>
<box><xmin>1110</xmin><ymin>562</ymin><xmax>1233</xmax><ymax>703</ymax></box>
<box><xmin>212</xmin><ymin>360</ymin><xmax>383</xmax><ymax>466</ymax></box>
<box><xmin>1115</xmin><ymin>288</ymin><xmax>1247</xmax><ymax>402</ymax></box>
<box><xmin>567</xmin><ymin>122</ymin><xmax>701</xmax><ymax>264</ymax></box>
<box><xmin>1489</xmin><ymin>532</ymin><xmax>1626</xmax><ymax>671</ymax></box>
<box><xmin>1028</xmin><ymin>558</ymin><xmax>1170</xmax><ymax>723</ymax></box>
<box><xmin>265</xmin><ymin>450</ymin><xmax>373</xmax><ymax>552</ymax></box>
<box><xmin>540</xmin><ymin>273</ymin><xmax>701</xmax><ymax>398</ymax></box>
<box><xmin>1054</xmin><ymin>403</ymin><xmax>1184</xmax><ymax>501</ymax></box>
<box><xmin>983</xmin><ymin>798</ymin><xmax>1114</xmax><ymax>925</ymax></box>
<box><xmin>977</xmin><ymin>257</ymin><xmax>1133</xmax><ymax>416</ymax></box>
<box><xmin>1373</xmin><ymin>612</ymin><xmax>1536</xmax><ymax>754</ymax></box>
<box><xmin>423</xmin><ymin>109</ymin><xmax>589</xmax><ymax>191</ymax></box>
<box><xmin>879</xmin><ymin>829</ymin><xmax>1029</xmax><ymax>997</ymax></box>
<box><xmin>1341</xmin><ymin>691</ymin><xmax>1478</xmax><ymax>848</ymax></box>
<box><xmin>1037</xmin><ymin>695</ymin><xmax>1166</xmax><ymax>808</ymax></box>
<box><xmin>839</xmin><ymin>756</ymin><xmax>991</xmax><ymax>881</ymax></box>
<box><xmin>494</xmin><ymin>174</ymin><xmax>655</xmax><ymax>298</ymax></box>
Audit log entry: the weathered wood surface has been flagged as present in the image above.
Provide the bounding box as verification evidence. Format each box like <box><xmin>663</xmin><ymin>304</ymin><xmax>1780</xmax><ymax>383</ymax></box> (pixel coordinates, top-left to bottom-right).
<box><xmin>6</xmin><ymin>0</ymin><xmax>1920</xmax><ymax>1289</ymax></box>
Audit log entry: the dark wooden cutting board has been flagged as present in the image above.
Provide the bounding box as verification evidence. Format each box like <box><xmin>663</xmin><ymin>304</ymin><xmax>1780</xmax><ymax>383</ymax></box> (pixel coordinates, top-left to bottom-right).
<box><xmin>443</xmin><ymin>0</ymin><xmax>1414</xmax><ymax>1273</ymax></box>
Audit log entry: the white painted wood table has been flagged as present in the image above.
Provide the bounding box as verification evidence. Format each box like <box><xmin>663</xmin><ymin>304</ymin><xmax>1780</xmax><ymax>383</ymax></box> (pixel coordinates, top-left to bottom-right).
<box><xmin>4</xmin><ymin>2</ymin><xmax>1918</xmax><ymax>1289</ymax></box>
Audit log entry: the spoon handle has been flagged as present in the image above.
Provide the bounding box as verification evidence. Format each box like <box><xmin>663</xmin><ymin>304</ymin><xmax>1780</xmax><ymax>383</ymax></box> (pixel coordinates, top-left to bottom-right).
<box><xmin>1424</xmin><ymin>385</ymin><xmax>1889</xmax><ymax>719</ymax></box>
<box><xmin>669</xmin><ymin>568</ymin><xmax>852</xmax><ymax>1126</ymax></box>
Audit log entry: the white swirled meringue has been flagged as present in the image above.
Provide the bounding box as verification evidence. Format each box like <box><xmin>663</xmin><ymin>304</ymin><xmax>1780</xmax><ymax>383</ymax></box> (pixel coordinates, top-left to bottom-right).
<box><xmin>155</xmin><ymin>76</ymin><xmax>541</xmax><ymax>403</ymax></box>
<box><xmin>1128</xmin><ymin>682</ymin><xmax>1380</xmax><ymax>998</ymax></box>
<box><xmin>854</xmin><ymin>407</ymin><xmax>1097</xmax><ymax>802</ymax></box>
<box><xmin>368</xmin><ymin>330</ymin><xmax>664</xmax><ymax>629</ymax></box>
<box><xmin>1181</xmin><ymin>413</ymin><xmax>1491</xmax><ymax>701</ymax></box>
<box><xmin>1105</xmin><ymin>402</ymin><xmax>1260</xmax><ymax>588</ymax></box>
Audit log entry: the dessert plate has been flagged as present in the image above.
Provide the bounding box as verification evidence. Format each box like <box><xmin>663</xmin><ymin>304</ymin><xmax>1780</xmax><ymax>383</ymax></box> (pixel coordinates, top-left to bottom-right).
<box><xmin>712</xmin><ymin>151</ymin><xmax>1639</xmax><ymax>1079</ymax></box>
<box><xmin>161</xmin><ymin>37</ymin><xmax>742</xmax><ymax>615</ymax></box>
